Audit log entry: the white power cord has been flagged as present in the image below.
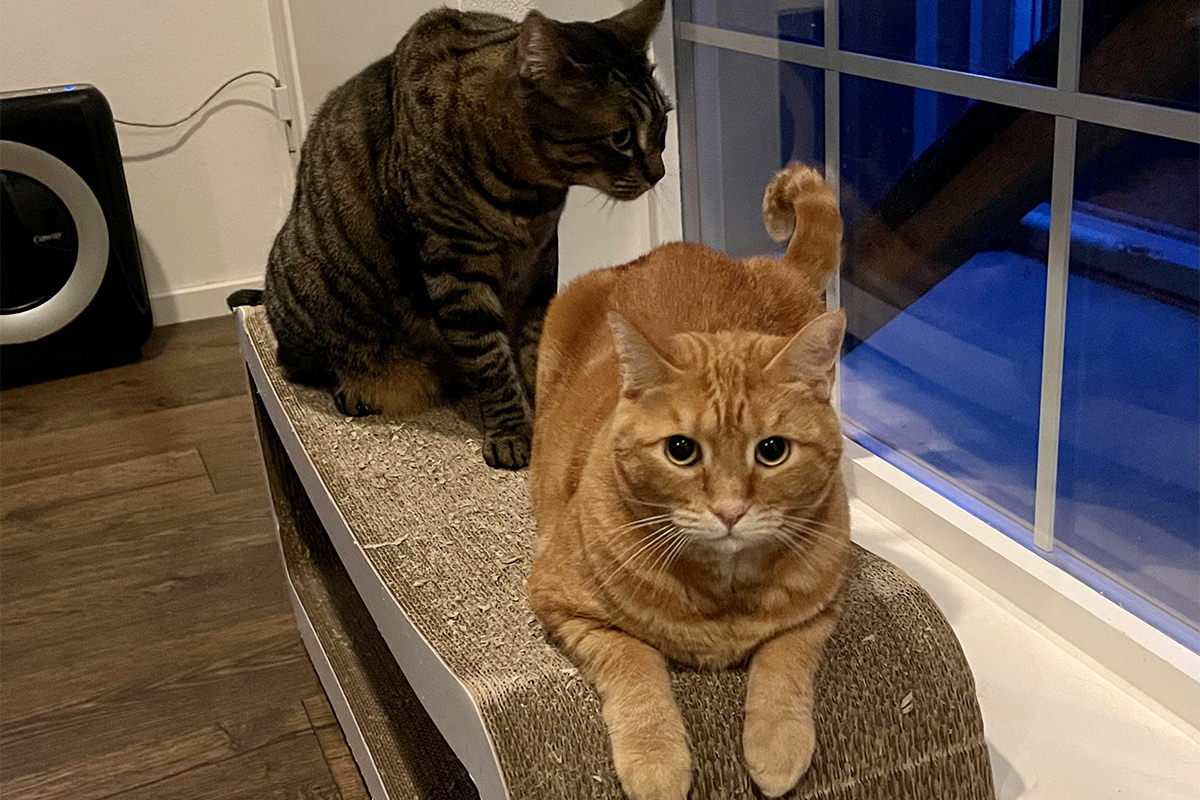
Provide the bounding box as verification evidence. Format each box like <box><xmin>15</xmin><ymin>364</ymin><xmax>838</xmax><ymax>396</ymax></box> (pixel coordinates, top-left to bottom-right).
<box><xmin>113</xmin><ymin>70</ymin><xmax>284</xmax><ymax>128</ymax></box>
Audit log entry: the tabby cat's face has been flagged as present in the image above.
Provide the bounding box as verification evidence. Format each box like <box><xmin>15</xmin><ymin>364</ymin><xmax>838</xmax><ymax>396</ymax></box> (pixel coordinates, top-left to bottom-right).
<box><xmin>609</xmin><ymin>314</ymin><xmax>846</xmax><ymax>556</ymax></box>
<box><xmin>518</xmin><ymin>1</ymin><xmax>670</xmax><ymax>199</ymax></box>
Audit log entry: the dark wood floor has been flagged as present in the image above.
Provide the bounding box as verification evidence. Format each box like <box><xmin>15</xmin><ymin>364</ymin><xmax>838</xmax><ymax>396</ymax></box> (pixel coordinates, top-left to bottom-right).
<box><xmin>0</xmin><ymin>316</ymin><xmax>370</xmax><ymax>800</ymax></box>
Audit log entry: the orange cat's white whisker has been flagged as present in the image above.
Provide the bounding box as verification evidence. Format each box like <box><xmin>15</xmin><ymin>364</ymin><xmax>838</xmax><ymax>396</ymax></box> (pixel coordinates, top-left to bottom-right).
<box><xmin>777</xmin><ymin>513</ymin><xmax>844</xmax><ymax>532</ymax></box>
<box><xmin>611</xmin><ymin>514</ymin><xmax>673</xmax><ymax>534</ymax></box>
<box><xmin>633</xmin><ymin>525</ymin><xmax>681</xmax><ymax>575</ymax></box>
<box><xmin>627</xmin><ymin>494</ymin><xmax>676</xmax><ymax>511</ymax></box>
<box><xmin>773</xmin><ymin>536</ymin><xmax>812</xmax><ymax>564</ymax></box>
<box><xmin>775</xmin><ymin>524</ymin><xmax>846</xmax><ymax>551</ymax></box>
<box><xmin>777</xmin><ymin>520</ymin><xmax>846</xmax><ymax>541</ymax></box>
<box><xmin>593</xmin><ymin>525</ymin><xmax>677</xmax><ymax>587</ymax></box>
<box><xmin>596</xmin><ymin>524</ymin><xmax>679</xmax><ymax>590</ymax></box>
<box><xmin>604</xmin><ymin>519</ymin><xmax>675</xmax><ymax>561</ymax></box>
<box><xmin>778</xmin><ymin>521</ymin><xmax>846</xmax><ymax>540</ymax></box>
<box><xmin>594</xmin><ymin>516</ymin><xmax>675</xmax><ymax>572</ymax></box>
<box><xmin>663</xmin><ymin>535</ymin><xmax>690</xmax><ymax>571</ymax></box>
<box><xmin>643</xmin><ymin>529</ymin><xmax>688</xmax><ymax>605</ymax></box>
<box><xmin>641</xmin><ymin>533</ymin><xmax>675</xmax><ymax>580</ymax></box>
<box><xmin>772</xmin><ymin>527</ymin><xmax>826</xmax><ymax>555</ymax></box>
<box><xmin>777</xmin><ymin>515</ymin><xmax>848</xmax><ymax>535</ymax></box>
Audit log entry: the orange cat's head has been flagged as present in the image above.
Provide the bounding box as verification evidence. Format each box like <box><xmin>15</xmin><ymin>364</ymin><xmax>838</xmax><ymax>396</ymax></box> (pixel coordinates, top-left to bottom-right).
<box><xmin>606</xmin><ymin>309</ymin><xmax>846</xmax><ymax>555</ymax></box>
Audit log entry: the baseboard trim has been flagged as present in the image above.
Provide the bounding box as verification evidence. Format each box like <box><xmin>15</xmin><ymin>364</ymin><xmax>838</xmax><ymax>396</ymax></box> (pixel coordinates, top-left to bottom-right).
<box><xmin>150</xmin><ymin>276</ymin><xmax>265</xmax><ymax>326</ymax></box>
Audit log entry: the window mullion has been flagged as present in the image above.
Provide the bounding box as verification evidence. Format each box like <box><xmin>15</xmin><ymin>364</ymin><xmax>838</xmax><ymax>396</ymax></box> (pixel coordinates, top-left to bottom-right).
<box><xmin>824</xmin><ymin>0</ymin><xmax>842</xmax><ymax>413</ymax></box>
<box><xmin>1033</xmin><ymin>0</ymin><xmax>1086</xmax><ymax>552</ymax></box>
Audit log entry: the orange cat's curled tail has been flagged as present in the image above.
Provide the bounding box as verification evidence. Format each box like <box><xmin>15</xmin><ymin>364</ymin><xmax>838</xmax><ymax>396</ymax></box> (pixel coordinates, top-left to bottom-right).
<box><xmin>761</xmin><ymin>163</ymin><xmax>842</xmax><ymax>294</ymax></box>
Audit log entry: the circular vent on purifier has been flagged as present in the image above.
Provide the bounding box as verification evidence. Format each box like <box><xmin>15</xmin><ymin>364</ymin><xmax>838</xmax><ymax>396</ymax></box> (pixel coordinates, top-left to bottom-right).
<box><xmin>0</xmin><ymin>140</ymin><xmax>110</xmax><ymax>345</ymax></box>
<box><xmin>2</xmin><ymin>171</ymin><xmax>80</xmax><ymax>314</ymax></box>
<box><xmin>0</xmin><ymin>85</ymin><xmax>151</xmax><ymax>387</ymax></box>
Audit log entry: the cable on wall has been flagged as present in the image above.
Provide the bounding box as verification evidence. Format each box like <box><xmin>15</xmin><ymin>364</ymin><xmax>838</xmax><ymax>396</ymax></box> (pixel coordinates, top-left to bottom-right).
<box><xmin>113</xmin><ymin>70</ymin><xmax>282</xmax><ymax>128</ymax></box>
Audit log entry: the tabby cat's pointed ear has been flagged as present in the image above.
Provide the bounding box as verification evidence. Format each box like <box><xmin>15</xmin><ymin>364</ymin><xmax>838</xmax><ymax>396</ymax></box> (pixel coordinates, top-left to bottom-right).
<box><xmin>608</xmin><ymin>312</ymin><xmax>673</xmax><ymax>398</ymax></box>
<box><xmin>598</xmin><ymin>0</ymin><xmax>666</xmax><ymax>53</ymax></box>
<box><xmin>765</xmin><ymin>310</ymin><xmax>846</xmax><ymax>400</ymax></box>
<box><xmin>518</xmin><ymin>10</ymin><xmax>560</xmax><ymax>82</ymax></box>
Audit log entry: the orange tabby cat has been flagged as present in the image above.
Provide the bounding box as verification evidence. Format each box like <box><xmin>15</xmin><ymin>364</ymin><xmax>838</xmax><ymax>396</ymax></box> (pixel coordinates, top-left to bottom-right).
<box><xmin>528</xmin><ymin>163</ymin><xmax>849</xmax><ymax>800</ymax></box>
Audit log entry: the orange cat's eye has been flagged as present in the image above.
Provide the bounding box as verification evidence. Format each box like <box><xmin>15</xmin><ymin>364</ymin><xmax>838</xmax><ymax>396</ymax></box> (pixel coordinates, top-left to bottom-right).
<box><xmin>755</xmin><ymin>437</ymin><xmax>790</xmax><ymax>466</ymax></box>
<box><xmin>665</xmin><ymin>435</ymin><xmax>700</xmax><ymax>466</ymax></box>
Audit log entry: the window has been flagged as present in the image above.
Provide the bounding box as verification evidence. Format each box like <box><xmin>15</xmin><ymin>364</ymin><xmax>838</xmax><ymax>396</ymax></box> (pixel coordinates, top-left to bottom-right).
<box><xmin>674</xmin><ymin>0</ymin><xmax>1199</xmax><ymax>646</ymax></box>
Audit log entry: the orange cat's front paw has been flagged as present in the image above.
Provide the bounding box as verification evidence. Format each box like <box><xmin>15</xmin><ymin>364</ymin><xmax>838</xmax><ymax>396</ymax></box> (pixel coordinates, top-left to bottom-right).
<box><xmin>612</xmin><ymin>734</ymin><xmax>692</xmax><ymax>800</ymax></box>
<box><xmin>742</xmin><ymin>711</ymin><xmax>815</xmax><ymax>798</ymax></box>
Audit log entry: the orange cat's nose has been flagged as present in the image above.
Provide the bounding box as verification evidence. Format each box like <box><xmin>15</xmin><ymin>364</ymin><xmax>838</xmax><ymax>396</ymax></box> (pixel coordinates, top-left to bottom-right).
<box><xmin>713</xmin><ymin>500</ymin><xmax>749</xmax><ymax>529</ymax></box>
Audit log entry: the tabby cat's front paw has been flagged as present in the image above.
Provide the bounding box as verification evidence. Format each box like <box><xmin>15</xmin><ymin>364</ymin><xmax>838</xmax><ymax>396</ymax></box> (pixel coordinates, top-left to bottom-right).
<box><xmin>743</xmin><ymin>711</ymin><xmax>815</xmax><ymax>797</ymax></box>
<box><xmin>612</xmin><ymin>734</ymin><xmax>692</xmax><ymax>800</ymax></box>
<box><xmin>482</xmin><ymin>429</ymin><xmax>531</xmax><ymax>470</ymax></box>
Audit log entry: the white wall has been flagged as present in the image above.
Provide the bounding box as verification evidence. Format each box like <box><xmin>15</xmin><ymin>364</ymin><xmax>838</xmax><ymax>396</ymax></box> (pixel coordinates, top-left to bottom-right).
<box><xmin>279</xmin><ymin>0</ymin><xmax>680</xmax><ymax>288</ymax></box>
<box><xmin>0</xmin><ymin>0</ymin><xmax>295</xmax><ymax>325</ymax></box>
<box><xmin>282</xmin><ymin>0</ymin><xmax>446</xmax><ymax>133</ymax></box>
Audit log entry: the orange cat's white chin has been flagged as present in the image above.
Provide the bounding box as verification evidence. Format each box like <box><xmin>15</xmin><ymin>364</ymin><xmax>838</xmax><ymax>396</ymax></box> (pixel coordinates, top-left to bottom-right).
<box><xmin>692</xmin><ymin>532</ymin><xmax>767</xmax><ymax>555</ymax></box>
<box><xmin>709</xmin><ymin>535</ymin><xmax>750</xmax><ymax>555</ymax></box>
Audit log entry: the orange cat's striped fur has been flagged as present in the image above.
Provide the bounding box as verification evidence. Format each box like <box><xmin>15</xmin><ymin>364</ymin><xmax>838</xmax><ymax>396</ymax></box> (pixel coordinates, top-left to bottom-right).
<box><xmin>528</xmin><ymin>164</ymin><xmax>849</xmax><ymax>799</ymax></box>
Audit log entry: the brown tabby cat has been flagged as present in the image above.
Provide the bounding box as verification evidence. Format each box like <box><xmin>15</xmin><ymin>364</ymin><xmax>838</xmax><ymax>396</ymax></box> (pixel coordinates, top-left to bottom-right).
<box><xmin>528</xmin><ymin>164</ymin><xmax>849</xmax><ymax>800</ymax></box>
<box><xmin>262</xmin><ymin>0</ymin><xmax>669</xmax><ymax>469</ymax></box>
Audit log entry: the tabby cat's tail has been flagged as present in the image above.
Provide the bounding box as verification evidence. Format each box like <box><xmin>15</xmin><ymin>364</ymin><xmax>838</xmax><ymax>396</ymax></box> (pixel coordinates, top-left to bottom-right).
<box><xmin>761</xmin><ymin>163</ymin><xmax>843</xmax><ymax>294</ymax></box>
<box><xmin>226</xmin><ymin>289</ymin><xmax>265</xmax><ymax>310</ymax></box>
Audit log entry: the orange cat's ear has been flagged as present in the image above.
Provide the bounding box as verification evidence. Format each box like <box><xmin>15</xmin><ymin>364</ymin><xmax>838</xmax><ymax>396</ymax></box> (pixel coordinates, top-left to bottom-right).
<box><xmin>765</xmin><ymin>309</ymin><xmax>846</xmax><ymax>400</ymax></box>
<box><xmin>608</xmin><ymin>312</ymin><xmax>674</xmax><ymax>398</ymax></box>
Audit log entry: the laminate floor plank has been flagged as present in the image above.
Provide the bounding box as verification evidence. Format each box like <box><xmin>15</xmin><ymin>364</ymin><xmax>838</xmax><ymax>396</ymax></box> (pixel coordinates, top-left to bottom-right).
<box><xmin>0</xmin><ymin>519</ymin><xmax>278</xmax><ymax>632</ymax></box>
<box><xmin>0</xmin><ymin>317</ymin><xmax>368</xmax><ymax>800</ymax></box>
<box><xmin>0</xmin><ymin>316</ymin><xmax>249</xmax><ymax>439</ymax></box>
<box><xmin>2</xmin><ymin>474</ymin><xmax>239</xmax><ymax>554</ymax></box>
<box><xmin>1</xmin><ymin>395</ymin><xmax>256</xmax><ymax>486</ymax></box>
<box><xmin>8</xmin><ymin>727</ymin><xmax>341</xmax><ymax>800</ymax></box>
<box><xmin>304</xmin><ymin>695</ymin><xmax>371</xmax><ymax>800</ymax></box>
<box><xmin>314</xmin><ymin>723</ymin><xmax>374</xmax><ymax>800</ymax></box>
<box><xmin>99</xmin><ymin>730</ymin><xmax>342</xmax><ymax>800</ymax></box>
<box><xmin>2</xmin><ymin>535</ymin><xmax>288</xmax><ymax>690</ymax></box>
<box><xmin>2</xmin><ymin>632</ymin><xmax>321</xmax><ymax>800</ymax></box>
<box><xmin>1</xmin><ymin>449</ymin><xmax>207</xmax><ymax>517</ymax></box>
<box><xmin>197</xmin><ymin>423</ymin><xmax>272</xmax><ymax>495</ymax></box>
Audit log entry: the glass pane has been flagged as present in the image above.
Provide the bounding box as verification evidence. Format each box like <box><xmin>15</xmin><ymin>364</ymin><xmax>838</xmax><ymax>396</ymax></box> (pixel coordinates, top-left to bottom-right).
<box><xmin>839</xmin><ymin>74</ymin><xmax>1054</xmax><ymax>529</ymax></box>
<box><xmin>840</xmin><ymin>0</ymin><xmax>1062</xmax><ymax>85</ymax></box>
<box><xmin>684</xmin><ymin>0</ymin><xmax>823</xmax><ymax>45</ymax></box>
<box><xmin>1055</xmin><ymin>124</ymin><xmax>1199</xmax><ymax>631</ymax></box>
<box><xmin>1078</xmin><ymin>0</ymin><xmax>1199</xmax><ymax>112</ymax></box>
<box><xmin>687</xmin><ymin>43</ymin><xmax>824</xmax><ymax>256</ymax></box>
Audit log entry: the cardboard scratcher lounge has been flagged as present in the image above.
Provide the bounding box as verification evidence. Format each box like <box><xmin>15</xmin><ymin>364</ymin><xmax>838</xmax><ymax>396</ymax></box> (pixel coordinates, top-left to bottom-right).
<box><xmin>237</xmin><ymin>306</ymin><xmax>996</xmax><ymax>800</ymax></box>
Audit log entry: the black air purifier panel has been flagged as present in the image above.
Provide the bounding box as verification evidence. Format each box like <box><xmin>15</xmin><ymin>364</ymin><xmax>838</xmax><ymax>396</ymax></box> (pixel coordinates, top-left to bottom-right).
<box><xmin>1</xmin><ymin>85</ymin><xmax>152</xmax><ymax>387</ymax></box>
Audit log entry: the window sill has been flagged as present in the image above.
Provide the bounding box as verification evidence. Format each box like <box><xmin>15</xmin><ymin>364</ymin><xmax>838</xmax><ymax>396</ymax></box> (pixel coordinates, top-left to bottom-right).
<box><xmin>843</xmin><ymin>438</ymin><xmax>1199</xmax><ymax>797</ymax></box>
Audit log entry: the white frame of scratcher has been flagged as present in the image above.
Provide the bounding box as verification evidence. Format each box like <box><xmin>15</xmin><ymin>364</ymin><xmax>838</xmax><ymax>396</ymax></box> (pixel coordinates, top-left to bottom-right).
<box><xmin>284</xmin><ymin>576</ymin><xmax>394</xmax><ymax>798</ymax></box>
<box><xmin>237</xmin><ymin>308</ymin><xmax>512</xmax><ymax>800</ymax></box>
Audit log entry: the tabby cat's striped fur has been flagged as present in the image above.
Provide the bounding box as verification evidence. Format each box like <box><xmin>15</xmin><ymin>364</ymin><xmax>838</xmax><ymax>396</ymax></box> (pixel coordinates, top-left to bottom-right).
<box><xmin>264</xmin><ymin>0</ymin><xmax>669</xmax><ymax>468</ymax></box>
